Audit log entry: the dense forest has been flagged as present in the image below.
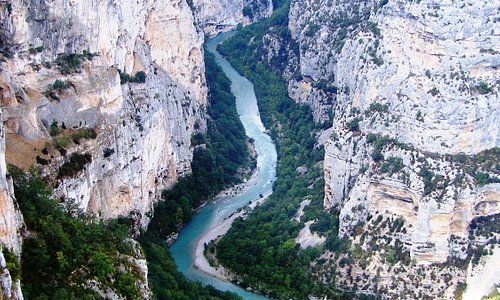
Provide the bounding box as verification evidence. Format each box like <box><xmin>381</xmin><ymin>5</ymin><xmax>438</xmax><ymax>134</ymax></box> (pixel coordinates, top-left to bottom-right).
<box><xmin>214</xmin><ymin>1</ymin><xmax>352</xmax><ymax>299</ymax></box>
<box><xmin>9</xmin><ymin>50</ymin><xmax>249</xmax><ymax>299</ymax></box>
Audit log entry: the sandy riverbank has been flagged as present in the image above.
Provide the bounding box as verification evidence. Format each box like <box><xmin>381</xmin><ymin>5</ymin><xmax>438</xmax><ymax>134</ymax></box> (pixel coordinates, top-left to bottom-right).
<box><xmin>192</xmin><ymin>168</ymin><xmax>271</xmax><ymax>281</ymax></box>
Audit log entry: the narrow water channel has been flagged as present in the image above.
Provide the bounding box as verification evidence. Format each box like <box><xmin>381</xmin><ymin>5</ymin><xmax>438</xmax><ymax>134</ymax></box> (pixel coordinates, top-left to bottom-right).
<box><xmin>170</xmin><ymin>32</ymin><xmax>277</xmax><ymax>299</ymax></box>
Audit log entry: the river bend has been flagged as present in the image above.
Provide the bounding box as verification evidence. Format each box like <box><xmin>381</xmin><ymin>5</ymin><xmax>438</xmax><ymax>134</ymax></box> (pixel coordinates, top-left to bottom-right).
<box><xmin>170</xmin><ymin>32</ymin><xmax>277</xmax><ymax>300</ymax></box>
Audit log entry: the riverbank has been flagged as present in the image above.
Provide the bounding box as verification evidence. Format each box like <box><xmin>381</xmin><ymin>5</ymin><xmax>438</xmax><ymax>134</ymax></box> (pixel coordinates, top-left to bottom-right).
<box><xmin>193</xmin><ymin>166</ymin><xmax>272</xmax><ymax>282</ymax></box>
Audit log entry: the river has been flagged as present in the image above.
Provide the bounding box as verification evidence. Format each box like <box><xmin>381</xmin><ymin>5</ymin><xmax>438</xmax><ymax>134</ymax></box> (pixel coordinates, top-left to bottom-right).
<box><xmin>170</xmin><ymin>32</ymin><xmax>277</xmax><ymax>300</ymax></box>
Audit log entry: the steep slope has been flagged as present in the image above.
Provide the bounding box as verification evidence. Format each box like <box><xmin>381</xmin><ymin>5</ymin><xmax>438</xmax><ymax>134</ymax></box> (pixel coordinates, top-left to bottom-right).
<box><xmin>288</xmin><ymin>0</ymin><xmax>499</xmax><ymax>298</ymax></box>
<box><xmin>0</xmin><ymin>111</ymin><xmax>23</xmax><ymax>299</ymax></box>
<box><xmin>193</xmin><ymin>0</ymin><xmax>273</xmax><ymax>35</ymax></box>
<box><xmin>213</xmin><ymin>0</ymin><xmax>498</xmax><ymax>298</ymax></box>
<box><xmin>1</xmin><ymin>0</ymin><xmax>207</xmax><ymax>225</ymax></box>
<box><xmin>0</xmin><ymin>0</ymin><xmax>269</xmax><ymax>298</ymax></box>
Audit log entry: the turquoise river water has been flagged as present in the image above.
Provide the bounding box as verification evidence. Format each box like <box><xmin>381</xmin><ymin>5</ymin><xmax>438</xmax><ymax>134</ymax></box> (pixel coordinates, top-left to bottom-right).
<box><xmin>170</xmin><ymin>32</ymin><xmax>277</xmax><ymax>299</ymax></box>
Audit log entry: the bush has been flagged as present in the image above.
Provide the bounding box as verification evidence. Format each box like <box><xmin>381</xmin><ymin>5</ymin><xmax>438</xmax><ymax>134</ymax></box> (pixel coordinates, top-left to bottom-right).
<box><xmin>380</xmin><ymin>157</ymin><xmax>403</xmax><ymax>174</ymax></box>
<box><xmin>71</xmin><ymin>128</ymin><xmax>97</xmax><ymax>143</ymax></box>
<box><xmin>368</xmin><ymin>102</ymin><xmax>388</xmax><ymax>113</ymax></box>
<box><xmin>347</xmin><ymin>117</ymin><xmax>361</xmax><ymax>132</ymax></box>
<box><xmin>103</xmin><ymin>147</ymin><xmax>115</xmax><ymax>158</ymax></box>
<box><xmin>475</xmin><ymin>172</ymin><xmax>490</xmax><ymax>186</ymax></box>
<box><xmin>55</xmin><ymin>51</ymin><xmax>97</xmax><ymax>74</ymax></box>
<box><xmin>49</xmin><ymin>120</ymin><xmax>62</xmax><ymax>137</ymax></box>
<box><xmin>53</xmin><ymin>135</ymin><xmax>72</xmax><ymax>149</ymax></box>
<box><xmin>476</xmin><ymin>82</ymin><xmax>492</xmax><ymax>95</ymax></box>
<box><xmin>50</xmin><ymin>79</ymin><xmax>70</xmax><ymax>91</ymax></box>
<box><xmin>58</xmin><ymin>152</ymin><xmax>92</xmax><ymax>178</ymax></box>
<box><xmin>428</xmin><ymin>87</ymin><xmax>439</xmax><ymax>96</ymax></box>
<box><xmin>2</xmin><ymin>248</ymin><xmax>21</xmax><ymax>280</ymax></box>
<box><xmin>119</xmin><ymin>70</ymin><xmax>147</xmax><ymax>84</ymax></box>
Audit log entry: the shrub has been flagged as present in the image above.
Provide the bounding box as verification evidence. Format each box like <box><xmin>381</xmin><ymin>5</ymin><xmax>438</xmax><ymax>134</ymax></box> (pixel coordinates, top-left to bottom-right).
<box><xmin>50</xmin><ymin>79</ymin><xmax>70</xmax><ymax>91</ymax></box>
<box><xmin>49</xmin><ymin>120</ymin><xmax>62</xmax><ymax>136</ymax></box>
<box><xmin>55</xmin><ymin>51</ymin><xmax>98</xmax><ymax>74</ymax></box>
<box><xmin>475</xmin><ymin>172</ymin><xmax>490</xmax><ymax>186</ymax></box>
<box><xmin>380</xmin><ymin>157</ymin><xmax>403</xmax><ymax>174</ymax></box>
<box><xmin>368</xmin><ymin>102</ymin><xmax>389</xmax><ymax>113</ymax></box>
<box><xmin>53</xmin><ymin>135</ymin><xmax>72</xmax><ymax>149</ymax></box>
<box><xmin>71</xmin><ymin>128</ymin><xmax>97</xmax><ymax>143</ymax></box>
<box><xmin>119</xmin><ymin>70</ymin><xmax>147</xmax><ymax>84</ymax></box>
<box><xmin>58</xmin><ymin>153</ymin><xmax>92</xmax><ymax>178</ymax></box>
<box><xmin>103</xmin><ymin>148</ymin><xmax>115</xmax><ymax>158</ymax></box>
<box><xmin>347</xmin><ymin>117</ymin><xmax>362</xmax><ymax>132</ymax></box>
<box><xmin>2</xmin><ymin>248</ymin><xmax>21</xmax><ymax>280</ymax></box>
<box><xmin>476</xmin><ymin>82</ymin><xmax>492</xmax><ymax>95</ymax></box>
<box><xmin>428</xmin><ymin>87</ymin><xmax>439</xmax><ymax>96</ymax></box>
<box><xmin>371</xmin><ymin>149</ymin><xmax>384</xmax><ymax>162</ymax></box>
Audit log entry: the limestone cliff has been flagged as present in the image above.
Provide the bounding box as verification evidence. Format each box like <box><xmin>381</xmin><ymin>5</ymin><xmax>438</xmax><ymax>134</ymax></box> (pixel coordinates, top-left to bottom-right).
<box><xmin>0</xmin><ymin>110</ymin><xmax>24</xmax><ymax>300</ymax></box>
<box><xmin>286</xmin><ymin>0</ymin><xmax>499</xmax><ymax>298</ymax></box>
<box><xmin>0</xmin><ymin>0</ymin><xmax>208</xmax><ymax>224</ymax></box>
<box><xmin>192</xmin><ymin>0</ymin><xmax>273</xmax><ymax>35</ymax></box>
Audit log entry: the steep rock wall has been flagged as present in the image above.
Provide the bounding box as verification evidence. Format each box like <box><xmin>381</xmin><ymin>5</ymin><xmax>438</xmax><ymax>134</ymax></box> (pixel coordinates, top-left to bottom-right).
<box><xmin>0</xmin><ymin>0</ymin><xmax>207</xmax><ymax>223</ymax></box>
<box><xmin>0</xmin><ymin>110</ymin><xmax>24</xmax><ymax>300</ymax></box>
<box><xmin>192</xmin><ymin>0</ymin><xmax>273</xmax><ymax>35</ymax></box>
<box><xmin>287</xmin><ymin>0</ymin><xmax>499</xmax><ymax>298</ymax></box>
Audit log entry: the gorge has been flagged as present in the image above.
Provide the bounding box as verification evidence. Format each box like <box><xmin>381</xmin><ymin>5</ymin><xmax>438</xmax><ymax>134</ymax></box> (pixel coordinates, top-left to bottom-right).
<box><xmin>0</xmin><ymin>0</ymin><xmax>499</xmax><ymax>299</ymax></box>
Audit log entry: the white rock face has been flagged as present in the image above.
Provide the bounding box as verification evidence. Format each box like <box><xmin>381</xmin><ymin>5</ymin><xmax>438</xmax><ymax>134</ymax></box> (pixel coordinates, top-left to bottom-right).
<box><xmin>287</xmin><ymin>0</ymin><xmax>499</xmax><ymax>297</ymax></box>
<box><xmin>192</xmin><ymin>0</ymin><xmax>273</xmax><ymax>35</ymax></box>
<box><xmin>1</xmin><ymin>0</ymin><xmax>208</xmax><ymax>223</ymax></box>
<box><xmin>0</xmin><ymin>110</ymin><xmax>24</xmax><ymax>300</ymax></box>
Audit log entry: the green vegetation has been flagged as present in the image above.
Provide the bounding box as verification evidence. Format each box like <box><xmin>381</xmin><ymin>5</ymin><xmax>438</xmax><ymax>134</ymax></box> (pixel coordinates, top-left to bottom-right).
<box><xmin>475</xmin><ymin>82</ymin><xmax>492</xmax><ymax>95</ymax></box>
<box><xmin>103</xmin><ymin>147</ymin><xmax>115</xmax><ymax>158</ymax></box>
<box><xmin>368</xmin><ymin>102</ymin><xmax>389</xmax><ymax>114</ymax></box>
<box><xmin>453</xmin><ymin>282</ymin><xmax>467</xmax><ymax>300</ymax></box>
<box><xmin>347</xmin><ymin>117</ymin><xmax>362</xmax><ymax>132</ymax></box>
<box><xmin>140</xmin><ymin>238</ymin><xmax>242</xmax><ymax>300</ymax></box>
<box><xmin>71</xmin><ymin>128</ymin><xmax>97</xmax><ymax>143</ymax></box>
<box><xmin>10</xmin><ymin>166</ymin><xmax>141</xmax><ymax>299</ymax></box>
<box><xmin>56</xmin><ymin>50</ymin><xmax>98</xmax><ymax>74</ymax></box>
<box><xmin>139</xmin><ymin>50</ymin><xmax>250</xmax><ymax>299</ymax></box>
<box><xmin>380</xmin><ymin>157</ymin><xmax>403</xmax><ymax>175</ymax></box>
<box><xmin>50</xmin><ymin>79</ymin><xmax>70</xmax><ymax>91</ymax></box>
<box><xmin>419</xmin><ymin>164</ymin><xmax>445</xmax><ymax>196</ymax></box>
<box><xmin>2</xmin><ymin>248</ymin><xmax>21</xmax><ymax>280</ymax></box>
<box><xmin>119</xmin><ymin>70</ymin><xmax>147</xmax><ymax>84</ymax></box>
<box><xmin>367</xmin><ymin>21</ymin><xmax>381</xmax><ymax>37</ymax></box>
<box><xmin>58</xmin><ymin>152</ymin><xmax>92</xmax><ymax>178</ymax></box>
<box><xmin>214</xmin><ymin>2</ymin><xmax>349</xmax><ymax>298</ymax></box>
<box><xmin>48</xmin><ymin>121</ymin><xmax>97</xmax><ymax>151</ymax></box>
<box><xmin>49</xmin><ymin>120</ymin><xmax>63</xmax><ymax>136</ymax></box>
<box><xmin>10</xmin><ymin>43</ymin><xmax>249</xmax><ymax>300</ymax></box>
<box><xmin>428</xmin><ymin>87</ymin><xmax>440</xmax><ymax>96</ymax></box>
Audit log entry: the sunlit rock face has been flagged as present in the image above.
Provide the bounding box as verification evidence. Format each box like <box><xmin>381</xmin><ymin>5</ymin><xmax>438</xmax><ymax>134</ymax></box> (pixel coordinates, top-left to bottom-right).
<box><xmin>0</xmin><ymin>0</ymin><xmax>208</xmax><ymax>223</ymax></box>
<box><xmin>192</xmin><ymin>0</ymin><xmax>273</xmax><ymax>35</ymax></box>
<box><xmin>0</xmin><ymin>109</ymin><xmax>24</xmax><ymax>300</ymax></box>
<box><xmin>287</xmin><ymin>0</ymin><xmax>499</xmax><ymax>297</ymax></box>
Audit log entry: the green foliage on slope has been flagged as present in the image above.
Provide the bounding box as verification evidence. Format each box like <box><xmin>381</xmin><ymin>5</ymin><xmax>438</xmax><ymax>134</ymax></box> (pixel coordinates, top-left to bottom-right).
<box><xmin>140</xmin><ymin>238</ymin><xmax>241</xmax><ymax>300</ymax></box>
<box><xmin>10</xmin><ymin>166</ymin><xmax>141</xmax><ymax>299</ymax></box>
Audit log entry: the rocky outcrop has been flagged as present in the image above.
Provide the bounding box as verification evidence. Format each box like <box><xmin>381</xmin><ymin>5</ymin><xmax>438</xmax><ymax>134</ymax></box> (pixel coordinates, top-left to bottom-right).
<box><xmin>0</xmin><ymin>0</ymin><xmax>208</xmax><ymax>224</ymax></box>
<box><xmin>0</xmin><ymin>110</ymin><xmax>24</xmax><ymax>299</ymax></box>
<box><xmin>287</xmin><ymin>0</ymin><xmax>499</xmax><ymax>297</ymax></box>
<box><xmin>192</xmin><ymin>0</ymin><xmax>273</xmax><ymax>35</ymax></box>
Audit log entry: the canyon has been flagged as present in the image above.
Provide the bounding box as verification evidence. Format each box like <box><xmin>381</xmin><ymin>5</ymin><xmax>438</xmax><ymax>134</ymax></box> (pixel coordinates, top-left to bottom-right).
<box><xmin>0</xmin><ymin>0</ymin><xmax>498</xmax><ymax>299</ymax></box>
